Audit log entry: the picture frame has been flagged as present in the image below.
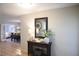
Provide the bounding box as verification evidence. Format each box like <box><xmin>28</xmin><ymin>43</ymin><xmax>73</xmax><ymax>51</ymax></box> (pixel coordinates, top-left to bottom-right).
<box><xmin>35</xmin><ymin>17</ymin><xmax>48</xmax><ymax>38</ymax></box>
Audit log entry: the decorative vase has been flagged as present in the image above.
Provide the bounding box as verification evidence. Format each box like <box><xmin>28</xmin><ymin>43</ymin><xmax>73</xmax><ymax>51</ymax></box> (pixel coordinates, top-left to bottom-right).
<box><xmin>44</xmin><ymin>37</ymin><xmax>49</xmax><ymax>43</ymax></box>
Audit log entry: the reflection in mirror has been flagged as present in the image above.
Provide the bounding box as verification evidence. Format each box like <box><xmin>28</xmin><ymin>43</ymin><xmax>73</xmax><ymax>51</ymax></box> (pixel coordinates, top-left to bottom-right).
<box><xmin>35</xmin><ymin>17</ymin><xmax>48</xmax><ymax>38</ymax></box>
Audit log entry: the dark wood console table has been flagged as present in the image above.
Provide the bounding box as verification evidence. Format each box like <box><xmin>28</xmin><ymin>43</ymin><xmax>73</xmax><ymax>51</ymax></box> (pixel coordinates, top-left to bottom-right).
<box><xmin>27</xmin><ymin>41</ymin><xmax>52</xmax><ymax>56</ymax></box>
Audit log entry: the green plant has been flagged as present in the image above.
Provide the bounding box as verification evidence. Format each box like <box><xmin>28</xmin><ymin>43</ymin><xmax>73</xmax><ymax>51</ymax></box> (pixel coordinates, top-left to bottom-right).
<box><xmin>44</xmin><ymin>30</ymin><xmax>53</xmax><ymax>37</ymax></box>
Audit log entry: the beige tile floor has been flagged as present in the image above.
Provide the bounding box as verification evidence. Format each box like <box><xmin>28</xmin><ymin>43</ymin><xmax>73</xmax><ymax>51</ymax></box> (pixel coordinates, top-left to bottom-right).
<box><xmin>0</xmin><ymin>41</ymin><xmax>28</xmax><ymax>56</ymax></box>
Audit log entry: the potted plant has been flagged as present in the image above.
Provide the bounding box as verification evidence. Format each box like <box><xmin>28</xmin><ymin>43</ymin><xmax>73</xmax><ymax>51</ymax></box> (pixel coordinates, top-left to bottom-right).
<box><xmin>44</xmin><ymin>30</ymin><xmax>54</xmax><ymax>43</ymax></box>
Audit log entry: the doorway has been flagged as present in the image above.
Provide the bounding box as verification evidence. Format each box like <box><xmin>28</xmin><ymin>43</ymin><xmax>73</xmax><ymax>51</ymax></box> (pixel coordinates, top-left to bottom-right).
<box><xmin>1</xmin><ymin>23</ymin><xmax>21</xmax><ymax>43</ymax></box>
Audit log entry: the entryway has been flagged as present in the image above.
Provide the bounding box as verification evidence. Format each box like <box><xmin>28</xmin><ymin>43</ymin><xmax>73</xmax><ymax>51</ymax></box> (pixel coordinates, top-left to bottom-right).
<box><xmin>0</xmin><ymin>23</ymin><xmax>27</xmax><ymax>56</ymax></box>
<box><xmin>1</xmin><ymin>23</ymin><xmax>21</xmax><ymax>43</ymax></box>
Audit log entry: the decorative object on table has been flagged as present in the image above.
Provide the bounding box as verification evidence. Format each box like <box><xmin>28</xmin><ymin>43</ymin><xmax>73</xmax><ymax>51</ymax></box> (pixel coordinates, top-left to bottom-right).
<box><xmin>43</xmin><ymin>30</ymin><xmax>54</xmax><ymax>43</ymax></box>
<box><xmin>44</xmin><ymin>37</ymin><xmax>49</xmax><ymax>43</ymax></box>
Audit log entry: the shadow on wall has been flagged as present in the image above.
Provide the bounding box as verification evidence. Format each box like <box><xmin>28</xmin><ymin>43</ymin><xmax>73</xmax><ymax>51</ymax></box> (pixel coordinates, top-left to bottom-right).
<box><xmin>48</xmin><ymin>30</ymin><xmax>56</xmax><ymax>56</ymax></box>
<box><xmin>45</xmin><ymin>29</ymin><xmax>56</xmax><ymax>56</ymax></box>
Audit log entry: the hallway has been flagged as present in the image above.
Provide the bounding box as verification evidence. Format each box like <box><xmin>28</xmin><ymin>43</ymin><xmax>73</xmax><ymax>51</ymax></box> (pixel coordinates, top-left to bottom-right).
<box><xmin>0</xmin><ymin>41</ymin><xmax>27</xmax><ymax>56</ymax></box>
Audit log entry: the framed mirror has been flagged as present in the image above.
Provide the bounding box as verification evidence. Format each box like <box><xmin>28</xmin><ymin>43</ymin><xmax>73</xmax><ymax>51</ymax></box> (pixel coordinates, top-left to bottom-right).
<box><xmin>35</xmin><ymin>17</ymin><xmax>48</xmax><ymax>38</ymax></box>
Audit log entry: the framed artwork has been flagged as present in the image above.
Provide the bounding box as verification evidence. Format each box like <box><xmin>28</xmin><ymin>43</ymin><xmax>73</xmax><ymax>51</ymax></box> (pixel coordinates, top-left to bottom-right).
<box><xmin>35</xmin><ymin>17</ymin><xmax>48</xmax><ymax>38</ymax></box>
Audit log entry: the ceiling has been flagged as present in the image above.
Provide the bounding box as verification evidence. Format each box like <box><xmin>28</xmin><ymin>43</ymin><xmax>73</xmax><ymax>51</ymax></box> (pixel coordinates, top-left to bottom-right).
<box><xmin>0</xmin><ymin>3</ymin><xmax>78</xmax><ymax>18</ymax></box>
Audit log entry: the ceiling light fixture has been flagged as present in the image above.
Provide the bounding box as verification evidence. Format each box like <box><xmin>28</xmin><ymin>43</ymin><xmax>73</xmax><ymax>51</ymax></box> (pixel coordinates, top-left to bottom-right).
<box><xmin>17</xmin><ymin>3</ymin><xmax>36</xmax><ymax>9</ymax></box>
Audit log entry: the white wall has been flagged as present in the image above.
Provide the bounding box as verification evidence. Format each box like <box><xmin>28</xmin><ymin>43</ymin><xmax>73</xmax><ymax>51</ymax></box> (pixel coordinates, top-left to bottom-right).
<box><xmin>77</xmin><ymin>6</ymin><xmax>79</xmax><ymax>56</ymax></box>
<box><xmin>20</xmin><ymin>5</ymin><xmax>79</xmax><ymax>56</ymax></box>
<box><xmin>1</xmin><ymin>24</ymin><xmax>5</xmax><ymax>39</ymax></box>
<box><xmin>0</xmin><ymin>24</ymin><xmax>1</xmax><ymax>41</ymax></box>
